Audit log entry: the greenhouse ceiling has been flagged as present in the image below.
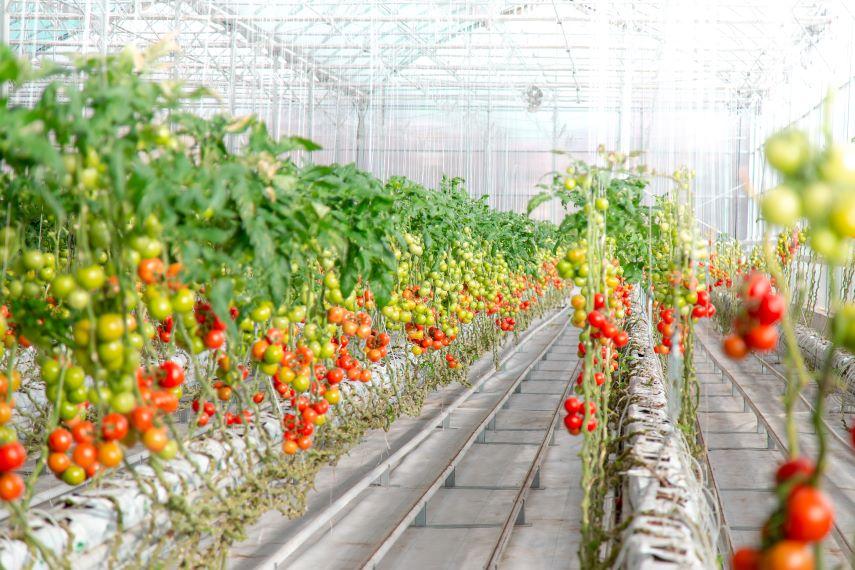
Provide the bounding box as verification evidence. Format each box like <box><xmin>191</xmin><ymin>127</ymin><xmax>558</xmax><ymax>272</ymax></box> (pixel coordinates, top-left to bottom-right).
<box><xmin>5</xmin><ymin>0</ymin><xmax>848</xmax><ymax>114</ymax></box>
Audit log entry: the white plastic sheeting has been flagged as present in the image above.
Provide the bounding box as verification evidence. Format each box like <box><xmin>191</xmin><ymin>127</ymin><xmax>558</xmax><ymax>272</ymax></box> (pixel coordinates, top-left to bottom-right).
<box><xmin>617</xmin><ymin>308</ymin><xmax>720</xmax><ymax>569</ymax></box>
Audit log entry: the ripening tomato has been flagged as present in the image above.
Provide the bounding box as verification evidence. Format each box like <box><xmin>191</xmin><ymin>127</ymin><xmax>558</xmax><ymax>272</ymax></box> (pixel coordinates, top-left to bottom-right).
<box><xmin>137</xmin><ymin>258</ymin><xmax>164</xmax><ymax>285</ymax></box>
<box><xmin>48</xmin><ymin>452</ymin><xmax>71</xmax><ymax>474</ymax></box>
<box><xmin>142</xmin><ymin>427</ymin><xmax>169</xmax><ymax>453</ymax></box>
<box><xmin>784</xmin><ymin>486</ymin><xmax>834</xmax><ymax>542</ymax></box>
<box><xmin>760</xmin><ymin>540</ymin><xmax>813</xmax><ymax>570</ymax></box>
<box><xmin>97</xmin><ymin>441</ymin><xmax>123</xmax><ymax>468</ymax></box>
<box><xmin>0</xmin><ymin>472</ymin><xmax>24</xmax><ymax>501</ymax></box>
<box><xmin>0</xmin><ymin>401</ymin><xmax>12</xmax><ymax>426</ymax></box>
<box><xmin>282</xmin><ymin>440</ymin><xmax>299</xmax><ymax>455</ymax></box>
<box><xmin>297</xmin><ymin>436</ymin><xmax>312</xmax><ymax>450</ymax></box>
<box><xmin>723</xmin><ymin>334</ymin><xmax>749</xmax><ymax>359</ymax></box>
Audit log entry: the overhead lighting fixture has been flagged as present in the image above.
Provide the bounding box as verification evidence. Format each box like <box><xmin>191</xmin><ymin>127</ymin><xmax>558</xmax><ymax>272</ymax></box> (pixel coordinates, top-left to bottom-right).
<box><xmin>525</xmin><ymin>84</ymin><xmax>543</xmax><ymax>112</ymax></box>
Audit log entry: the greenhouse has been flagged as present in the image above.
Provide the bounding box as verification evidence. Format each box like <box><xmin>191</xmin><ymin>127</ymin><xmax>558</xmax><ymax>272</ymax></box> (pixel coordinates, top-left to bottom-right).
<box><xmin>0</xmin><ymin>1</ymin><xmax>853</xmax><ymax>569</ymax></box>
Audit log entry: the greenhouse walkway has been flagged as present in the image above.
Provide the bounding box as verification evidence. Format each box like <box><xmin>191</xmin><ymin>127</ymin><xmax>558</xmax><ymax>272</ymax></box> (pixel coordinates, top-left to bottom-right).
<box><xmin>229</xmin><ymin>308</ymin><xmax>583</xmax><ymax>570</ymax></box>
<box><xmin>695</xmin><ymin>323</ymin><xmax>855</xmax><ymax>567</ymax></box>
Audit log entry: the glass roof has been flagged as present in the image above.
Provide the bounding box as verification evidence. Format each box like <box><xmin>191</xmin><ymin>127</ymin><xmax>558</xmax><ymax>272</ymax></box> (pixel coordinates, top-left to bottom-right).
<box><xmin>5</xmin><ymin>0</ymin><xmax>855</xmax><ymax>232</ymax></box>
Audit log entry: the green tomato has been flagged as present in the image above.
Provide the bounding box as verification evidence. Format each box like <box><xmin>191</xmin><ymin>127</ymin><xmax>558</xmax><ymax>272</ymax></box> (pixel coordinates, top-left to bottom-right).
<box><xmin>288</xmin><ymin>306</ymin><xmax>307</xmax><ymax>322</ymax></box>
<box><xmin>324</xmin><ymin>272</ymin><xmax>339</xmax><ymax>289</ymax></box>
<box><xmin>802</xmin><ymin>183</ymin><xmax>833</xmax><ymax>222</ymax></box>
<box><xmin>97</xmin><ymin>340</ymin><xmax>124</xmax><ymax>363</ymax></box>
<box><xmin>810</xmin><ymin>226</ymin><xmax>848</xmax><ymax>264</ymax></box>
<box><xmin>51</xmin><ymin>275</ymin><xmax>76</xmax><ymax>299</ymax></box>
<box><xmin>147</xmin><ymin>296</ymin><xmax>173</xmax><ymax>321</ymax></box>
<box><xmin>263</xmin><ymin>344</ymin><xmax>284</xmax><ymax>365</ymax></box>
<box><xmin>830</xmin><ymin>190</ymin><xmax>855</xmax><ymax>238</ymax></box>
<box><xmin>157</xmin><ymin>440</ymin><xmax>179</xmax><ymax>461</ymax></box>
<box><xmin>76</xmin><ymin>265</ymin><xmax>106</xmax><ymax>291</ymax></box>
<box><xmin>40</xmin><ymin>360</ymin><xmax>62</xmax><ymax>384</ymax></box>
<box><xmin>97</xmin><ymin>313</ymin><xmax>125</xmax><ymax>342</ymax></box>
<box><xmin>250</xmin><ymin>304</ymin><xmax>273</xmax><ymax>323</ymax></box>
<box><xmin>62</xmin><ymin>465</ymin><xmax>87</xmax><ymax>485</ymax></box>
<box><xmin>65</xmin><ymin>366</ymin><xmax>86</xmax><ymax>390</ymax></box>
<box><xmin>65</xmin><ymin>385</ymin><xmax>88</xmax><ymax>404</ymax></box>
<box><xmin>22</xmin><ymin>249</ymin><xmax>45</xmax><ymax>271</ymax></box>
<box><xmin>760</xmin><ymin>185</ymin><xmax>801</xmax><ymax>227</ymax></box>
<box><xmin>172</xmin><ymin>289</ymin><xmax>195</xmax><ymax>314</ymax></box>
<box><xmin>303</xmin><ymin>324</ymin><xmax>320</xmax><ymax>341</ymax></box>
<box><xmin>60</xmin><ymin>400</ymin><xmax>81</xmax><ymax>422</ymax></box>
<box><xmin>291</xmin><ymin>375</ymin><xmax>310</xmax><ymax>393</ymax></box>
<box><xmin>110</xmin><ymin>391</ymin><xmax>136</xmax><ymax>414</ymax></box>
<box><xmin>819</xmin><ymin>143</ymin><xmax>855</xmax><ymax>184</ymax></box>
<box><xmin>765</xmin><ymin>130</ymin><xmax>809</xmax><ymax>176</ymax></box>
<box><xmin>320</xmin><ymin>342</ymin><xmax>336</xmax><ymax>359</ymax></box>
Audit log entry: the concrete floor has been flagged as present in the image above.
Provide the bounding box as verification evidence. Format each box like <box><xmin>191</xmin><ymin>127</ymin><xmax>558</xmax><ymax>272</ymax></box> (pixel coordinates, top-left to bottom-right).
<box><xmin>696</xmin><ymin>323</ymin><xmax>855</xmax><ymax>568</ymax></box>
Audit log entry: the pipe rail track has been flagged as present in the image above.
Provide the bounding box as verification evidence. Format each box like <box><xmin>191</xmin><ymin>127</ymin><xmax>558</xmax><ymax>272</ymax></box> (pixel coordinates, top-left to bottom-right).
<box><xmin>484</xmin><ymin>357</ymin><xmax>582</xmax><ymax>569</ymax></box>
<box><xmin>355</xmin><ymin>316</ymin><xmax>575</xmax><ymax>569</ymax></box>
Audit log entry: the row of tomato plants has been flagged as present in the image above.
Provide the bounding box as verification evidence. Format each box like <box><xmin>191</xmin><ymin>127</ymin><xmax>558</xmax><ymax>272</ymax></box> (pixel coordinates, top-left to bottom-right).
<box><xmin>708</xmin><ymin>116</ymin><xmax>855</xmax><ymax>569</ymax></box>
<box><xmin>0</xmin><ymin>43</ymin><xmax>571</xmax><ymax>563</ymax></box>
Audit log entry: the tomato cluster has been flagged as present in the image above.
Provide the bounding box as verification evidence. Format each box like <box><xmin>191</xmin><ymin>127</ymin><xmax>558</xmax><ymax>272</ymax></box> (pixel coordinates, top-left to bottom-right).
<box><xmin>652</xmin><ymin>287</ymin><xmax>714</xmax><ymax>355</ymax></box>
<box><xmin>733</xmin><ymin>457</ymin><xmax>834</xmax><ymax>570</ymax></box>
<box><xmin>760</xmin><ymin>130</ymin><xmax>855</xmax><ymax>264</ymax></box>
<box><xmin>562</xmin><ymin>397</ymin><xmax>597</xmax><ymax>435</ymax></box>
<box><xmin>562</xmin><ymin>244</ymin><xmax>632</xmax><ymax>437</ymax></box>
<box><xmin>722</xmin><ymin>272</ymin><xmax>785</xmax><ymax>359</ymax></box>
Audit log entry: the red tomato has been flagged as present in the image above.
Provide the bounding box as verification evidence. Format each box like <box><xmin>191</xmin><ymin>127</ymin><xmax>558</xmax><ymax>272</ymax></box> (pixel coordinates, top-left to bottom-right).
<box><xmin>563</xmin><ymin>397</ymin><xmax>581</xmax><ymax>415</ymax></box>
<box><xmin>723</xmin><ymin>334</ymin><xmax>749</xmax><ymax>359</ymax></box>
<box><xmin>564</xmin><ymin>414</ymin><xmax>582</xmax><ymax>432</ymax></box>
<box><xmin>71</xmin><ymin>421</ymin><xmax>95</xmax><ymax>444</ymax></box>
<box><xmin>158</xmin><ymin>360</ymin><xmax>185</xmax><ymax>388</ymax></box>
<box><xmin>204</xmin><ymin>329</ymin><xmax>226</xmax><ymax>350</ymax></box>
<box><xmin>0</xmin><ymin>442</ymin><xmax>26</xmax><ymax>472</ymax></box>
<box><xmin>744</xmin><ymin>325</ymin><xmax>778</xmax><ymax>351</ymax></box>
<box><xmin>753</xmin><ymin>294</ymin><xmax>786</xmax><ymax>326</ymax></box>
<box><xmin>784</xmin><ymin>486</ymin><xmax>834</xmax><ymax>542</ymax></box>
<box><xmin>0</xmin><ymin>472</ymin><xmax>24</xmax><ymax>501</ymax></box>
<box><xmin>743</xmin><ymin>272</ymin><xmax>772</xmax><ymax>305</ymax></box>
<box><xmin>72</xmin><ymin>443</ymin><xmax>97</xmax><ymax>470</ymax></box>
<box><xmin>732</xmin><ymin>547</ymin><xmax>760</xmax><ymax>570</ymax></box>
<box><xmin>48</xmin><ymin>428</ymin><xmax>73</xmax><ymax>453</ymax></box>
<box><xmin>775</xmin><ymin>457</ymin><xmax>814</xmax><ymax>485</ymax></box>
<box><xmin>587</xmin><ymin>311</ymin><xmax>605</xmax><ymax>329</ymax></box>
<box><xmin>101</xmin><ymin>413</ymin><xmax>129</xmax><ymax>441</ymax></box>
<box><xmin>130</xmin><ymin>406</ymin><xmax>155</xmax><ymax>432</ymax></box>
